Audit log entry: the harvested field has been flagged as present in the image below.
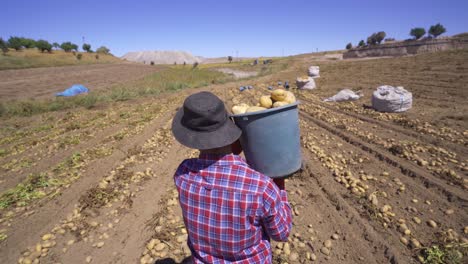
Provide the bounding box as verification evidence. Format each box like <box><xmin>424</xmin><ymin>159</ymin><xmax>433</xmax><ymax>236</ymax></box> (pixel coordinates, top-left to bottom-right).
<box><xmin>0</xmin><ymin>63</ymin><xmax>162</xmax><ymax>101</ymax></box>
<box><xmin>0</xmin><ymin>49</ymin><xmax>466</xmax><ymax>264</ymax></box>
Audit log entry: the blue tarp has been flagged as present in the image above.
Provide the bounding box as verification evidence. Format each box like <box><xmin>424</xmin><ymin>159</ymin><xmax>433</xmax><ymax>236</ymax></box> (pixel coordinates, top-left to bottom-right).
<box><xmin>55</xmin><ymin>84</ymin><xmax>89</xmax><ymax>97</ymax></box>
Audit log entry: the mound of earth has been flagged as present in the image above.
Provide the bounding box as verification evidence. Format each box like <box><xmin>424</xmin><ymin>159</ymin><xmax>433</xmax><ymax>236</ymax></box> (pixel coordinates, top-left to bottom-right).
<box><xmin>121</xmin><ymin>50</ymin><xmax>202</xmax><ymax>64</ymax></box>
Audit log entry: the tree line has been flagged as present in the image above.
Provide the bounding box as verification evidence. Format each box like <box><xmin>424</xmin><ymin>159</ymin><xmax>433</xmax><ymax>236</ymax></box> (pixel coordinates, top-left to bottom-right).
<box><xmin>345</xmin><ymin>23</ymin><xmax>447</xmax><ymax>50</ymax></box>
<box><xmin>0</xmin><ymin>36</ymin><xmax>110</xmax><ymax>55</ymax></box>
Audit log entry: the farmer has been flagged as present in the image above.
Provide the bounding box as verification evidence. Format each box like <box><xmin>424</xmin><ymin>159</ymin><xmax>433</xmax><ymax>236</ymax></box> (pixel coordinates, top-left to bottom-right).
<box><xmin>171</xmin><ymin>91</ymin><xmax>292</xmax><ymax>263</ymax></box>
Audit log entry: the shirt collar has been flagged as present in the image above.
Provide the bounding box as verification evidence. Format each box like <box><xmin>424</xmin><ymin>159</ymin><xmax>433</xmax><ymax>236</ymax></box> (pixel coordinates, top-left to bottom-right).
<box><xmin>185</xmin><ymin>153</ymin><xmax>244</xmax><ymax>170</ymax></box>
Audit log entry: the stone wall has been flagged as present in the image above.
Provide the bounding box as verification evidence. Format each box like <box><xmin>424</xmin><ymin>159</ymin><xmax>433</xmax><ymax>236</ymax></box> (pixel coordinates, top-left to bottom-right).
<box><xmin>343</xmin><ymin>38</ymin><xmax>468</xmax><ymax>59</ymax></box>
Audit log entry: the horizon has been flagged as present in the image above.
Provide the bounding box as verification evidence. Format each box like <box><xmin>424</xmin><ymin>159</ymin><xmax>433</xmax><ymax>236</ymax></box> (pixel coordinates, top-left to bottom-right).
<box><xmin>2</xmin><ymin>0</ymin><xmax>468</xmax><ymax>57</ymax></box>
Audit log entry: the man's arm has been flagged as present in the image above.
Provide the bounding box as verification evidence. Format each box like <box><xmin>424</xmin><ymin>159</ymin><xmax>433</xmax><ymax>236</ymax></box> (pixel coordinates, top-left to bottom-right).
<box><xmin>261</xmin><ymin>180</ymin><xmax>292</xmax><ymax>242</ymax></box>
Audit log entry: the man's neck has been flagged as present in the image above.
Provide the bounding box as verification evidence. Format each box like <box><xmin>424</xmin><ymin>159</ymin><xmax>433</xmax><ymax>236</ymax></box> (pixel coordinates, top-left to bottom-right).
<box><xmin>199</xmin><ymin>146</ymin><xmax>232</xmax><ymax>156</ymax></box>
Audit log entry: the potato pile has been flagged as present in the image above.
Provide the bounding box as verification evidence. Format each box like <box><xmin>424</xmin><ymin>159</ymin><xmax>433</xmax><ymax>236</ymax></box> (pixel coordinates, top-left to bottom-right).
<box><xmin>231</xmin><ymin>89</ymin><xmax>296</xmax><ymax>115</ymax></box>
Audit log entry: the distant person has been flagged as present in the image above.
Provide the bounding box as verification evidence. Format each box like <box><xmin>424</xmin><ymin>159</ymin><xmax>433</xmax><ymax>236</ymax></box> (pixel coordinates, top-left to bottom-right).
<box><xmin>171</xmin><ymin>92</ymin><xmax>292</xmax><ymax>263</ymax></box>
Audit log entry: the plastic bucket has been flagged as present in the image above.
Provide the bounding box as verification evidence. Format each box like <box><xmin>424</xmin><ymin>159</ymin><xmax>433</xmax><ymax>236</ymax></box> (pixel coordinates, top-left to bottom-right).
<box><xmin>231</xmin><ymin>102</ymin><xmax>302</xmax><ymax>178</ymax></box>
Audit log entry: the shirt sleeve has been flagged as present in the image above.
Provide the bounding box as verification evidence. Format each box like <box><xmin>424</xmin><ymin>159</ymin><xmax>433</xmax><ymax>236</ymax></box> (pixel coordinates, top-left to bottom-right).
<box><xmin>261</xmin><ymin>180</ymin><xmax>292</xmax><ymax>242</ymax></box>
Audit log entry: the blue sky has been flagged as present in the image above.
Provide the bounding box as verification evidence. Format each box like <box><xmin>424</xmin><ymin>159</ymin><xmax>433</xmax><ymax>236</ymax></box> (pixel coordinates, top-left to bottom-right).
<box><xmin>2</xmin><ymin>0</ymin><xmax>467</xmax><ymax>57</ymax></box>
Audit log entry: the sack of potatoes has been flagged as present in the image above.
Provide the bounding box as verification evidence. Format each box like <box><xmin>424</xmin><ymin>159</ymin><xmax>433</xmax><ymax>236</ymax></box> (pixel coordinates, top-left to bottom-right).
<box><xmin>231</xmin><ymin>89</ymin><xmax>296</xmax><ymax>115</ymax></box>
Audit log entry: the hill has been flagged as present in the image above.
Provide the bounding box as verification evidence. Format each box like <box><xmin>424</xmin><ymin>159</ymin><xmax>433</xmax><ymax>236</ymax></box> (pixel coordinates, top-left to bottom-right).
<box><xmin>121</xmin><ymin>50</ymin><xmax>201</xmax><ymax>64</ymax></box>
<box><xmin>0</xmin><ymin>49</ymin><xmax>121</xmax><ymax>70</ymax></box>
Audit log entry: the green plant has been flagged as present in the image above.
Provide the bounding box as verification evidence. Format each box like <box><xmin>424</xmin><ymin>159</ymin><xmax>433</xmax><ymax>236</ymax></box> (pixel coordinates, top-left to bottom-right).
<box><xmin>367</xmin><ymin>34</ymin><xmax>377</xmax><ymax>45</ymax></box>
<box><xmin>429</xmin><ymin>23</ymin><xmax>446</xmax><ymax>38</ymax></box>
<box><xmin>410</xmin><ymin>27</ymin><xmax>426</xmax><ymax>39</ymax></box>
<box><xmin>0</xmin><ymin>38</ymin><xmax>8</xmax><ymax>54</ymax></box>
<box><xmin>422</xmin><ymin>246</ymin><xmax>446</xmax><ymax>264</ymax></box>
<box><xmin>228</xmin><ymin>56</ymin><xmax>233</xmax><ymax>63</ymax></box>
<box><xmin>358</xmin><ymin>40</ymin><xmax>365</xmax><ymax>47</ymax></box>
<box><xmin>35</xmin><ymin>39</ymin><xmax>52</xmax><ymax>53</ymax></box>
<box><xmin>76</xmin><ymin>53</ymin><xmax>82</xmax><ymax>60</ymax></box>
<box><xmin>7</xmin><ymin>36</ymin><xmax>23</xmax><ymax>51</ymax></box>
<box><xmin>20</xmin><ymin>38</ymin><xmax>36</xmax><ymax>48</ymax></box>
<box><xmin>375</xmin><ymin>31</ymin><xmax>386</xmax><ymax>44</ymax></box>
<box><xmin>96</xmin><ymin>46</ymin><xmax>110</xmax><ymax>54</ymax></box>
<box><xmin>82</xmin><ymin>43</ymin><xmax>92</xmax><ymax>52</ymax></box>
<box><xmin>420</xmin><ymin>243</ymin><xmax>466</xmax><ymax>264</ymax></box>
<box><xmin>60</xmin><ymin>41</ymin><xmax>78</xmax><ymax>52</ymax></box>
<box><xmin>52</xmin><ymin>42</ymin><xmax>60</xmax><ymax>49</ymax></box>
<box><xmin>0</xmin><ymin>173</ymin><xmax>50</xmax><ymax>209</ymax></box>
<box><xmin>346</xmin><ymin>43</ymin><xmax>352</xmax><ymax>49</ymax></box>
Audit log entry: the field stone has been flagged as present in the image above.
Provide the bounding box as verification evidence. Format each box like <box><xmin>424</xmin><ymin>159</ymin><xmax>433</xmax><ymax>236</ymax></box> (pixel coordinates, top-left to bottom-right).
<box><xmin>324</xmin><ymin>239</ymin><xmax>332</xmax><ymax>248</ymax></box>
<box><xmin>310</xmin><ymin>253</ymin><xmax>317</xmax><ymax>261</ymax></box>
<box><xmin>331</xmin><ymin>234</ymin><xmax>339</xmax><ymax>240</ymax></box>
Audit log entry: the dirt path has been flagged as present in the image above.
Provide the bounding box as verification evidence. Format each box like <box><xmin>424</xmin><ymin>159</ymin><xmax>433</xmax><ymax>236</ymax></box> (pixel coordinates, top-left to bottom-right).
<box><xmin>0</xmin><ymin>63</ymin><xmax>162</xmax><ymax>101</ymax></box>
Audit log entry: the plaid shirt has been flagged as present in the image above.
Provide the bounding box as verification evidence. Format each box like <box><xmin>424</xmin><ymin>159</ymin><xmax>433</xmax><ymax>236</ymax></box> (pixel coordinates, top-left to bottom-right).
<box><xmin>174</xmin><ymin>153</ymin><xmax>292</xmax><ymax>263</ymax></box>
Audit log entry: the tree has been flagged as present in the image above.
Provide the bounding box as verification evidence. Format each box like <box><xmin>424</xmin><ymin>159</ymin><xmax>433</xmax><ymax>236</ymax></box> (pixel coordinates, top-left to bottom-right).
<box><xmin>228</xmin><ymin>56</ymin><xmax>233</xmax><ymax>63</ymax></box>
<box><xmin>82</xmin><ymin>43</ymin><xmax>92</xmax><ymax>52</ymax></box>
<box><xmin>20</xmin><ymin>38</ymin><xmax>36</xmax><ymax>48</ymax></box>
<box><xmin>358</xmin><ymin>40</ymin><xmax>365</xmax><ymax>47</ymax></box>
<box><xmin>375</xmin><ymin>31</ymin><xmax>386</xmax><ymax>44</ymax></box>
<box><xmin>193</xmin><ymin>62</ymin><xmax>199</xmax><ymax>68</ymax></box>
<box><xmin>71</xmin><ymin>43</ymin><xmax>78</xmax><ymax>51</ymax></box>
<box><xmin>429</xmin><ymin>23</ymin><xmax>446</xmax><ymax>38</ymax></box>
<box><xmin>410</xmin><ymin>28</ymin><xmax>426</xmax><ymax>39</ymax></box>
<box><xmin>35</xmin><ymin>40</ymin><xmax>52</xmax><ymax>53</ymax></box>
<box><xmin>367</xmin><ymin>34</ymin><xmax>377</xmax><ymax>45</ymax></box>
<box><xmin>60</xmin><ymin>42</ymin><xmax>74</xmax><ymax>52</ymax></box>
<box><xmin>345</xmin><ymin>43</ymin><xmax>352</xmax><ymax>49</ymax></box>
<box><xmin>0</xmin><ymin>38</ymin><xmax>9</xmax><ymax>55</ymax></box>
<box><xmin>7</xmin><ymin>36</ymin><xmax>23</xmax><ymax>51</ymax></box>
<box><xmin>96</xmin><ymin>46</ymin><xmax>110</xmax><ymax>54</ymax></box>
<box><xmin>52</xmin><ymin>42</ymin><xmax>60</xmax><ymax>49</ymax></box>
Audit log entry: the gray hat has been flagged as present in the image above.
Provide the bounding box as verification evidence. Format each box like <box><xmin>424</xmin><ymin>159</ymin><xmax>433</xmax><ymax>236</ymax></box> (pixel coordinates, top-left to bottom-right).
<box><xmin>171</xmin><ymin>92</ymin><xmax>241</xmax><ymax>150</ymax></box>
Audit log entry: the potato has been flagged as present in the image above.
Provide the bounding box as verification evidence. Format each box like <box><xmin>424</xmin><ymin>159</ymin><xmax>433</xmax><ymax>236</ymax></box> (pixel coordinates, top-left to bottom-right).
<box><xmin>273</xmin><ymin>101</ymin><xmax>288</xmax><ymax>108</ymax></box>
<box><xmin>259</xmin><ymin>95</ymin><xmax>273</xmax><ymax>108</ymax></box>
<box><xmin>231</xmin><ymin>104</ymin><xmax>249</xmax><ymax>115</ymax></box>
<box><xmin>271</xmin><ymin>89</ymin><xmax>287</xmax><ymax>101</ymax></box>
<box><xmin>284</xmin><ymin>91</ymin><xmax>296</xmax><ymax>103</ymax></box>
<box><xmin>246</xmin><ymin>106</ymin><xmax>267</xmax><ymax>113</ymax></box>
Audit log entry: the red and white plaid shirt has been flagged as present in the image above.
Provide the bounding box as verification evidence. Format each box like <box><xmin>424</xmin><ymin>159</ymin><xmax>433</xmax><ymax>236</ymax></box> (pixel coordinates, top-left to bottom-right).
<box><xmin>174</xmin><ymin>153</ymin><xmax>292</xmax><ymax>263</ymax></box>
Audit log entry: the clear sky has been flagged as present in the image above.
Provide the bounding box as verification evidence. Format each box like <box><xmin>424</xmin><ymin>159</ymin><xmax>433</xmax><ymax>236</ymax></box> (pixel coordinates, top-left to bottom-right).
<box><xmin>2</xmin><ymin>0</ymin><xmax>467</xmax><ymax>57</ymax></box>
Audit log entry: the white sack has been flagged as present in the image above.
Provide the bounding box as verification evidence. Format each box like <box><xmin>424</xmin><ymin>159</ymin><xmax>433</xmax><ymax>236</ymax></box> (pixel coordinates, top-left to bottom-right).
<box><xmin>371</xmin><ymin>85</ymin><xmax>412</xmax><ymax>112</ymax></box>
<box><xmin>308</xmin><ymin>66</ymin><xmax>320</xmax><ymax>77</ymax></box>
<box><xmin>296</xmin><ymin>76</ymin><xmax>316</xmax><ymax>90</ymax></box>
<box><xmin>324</xmin><ymin>89</ymin><xmax>362</xmax><ymax>102</ymax></box>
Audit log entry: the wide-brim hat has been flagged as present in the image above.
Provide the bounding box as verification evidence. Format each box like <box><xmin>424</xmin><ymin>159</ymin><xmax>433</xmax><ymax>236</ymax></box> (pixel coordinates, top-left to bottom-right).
<box><xmin>171</xmin><ymin>91</ymin><xmax>241</xmax><ymax>150</ymax></box>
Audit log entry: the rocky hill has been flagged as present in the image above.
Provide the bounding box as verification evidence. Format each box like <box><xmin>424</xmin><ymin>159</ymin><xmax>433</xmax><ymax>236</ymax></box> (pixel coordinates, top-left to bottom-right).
<box><xmin>121</xmin><ymin>50</ymin><xmax>202</xmax><ymax>64</ymax></box>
